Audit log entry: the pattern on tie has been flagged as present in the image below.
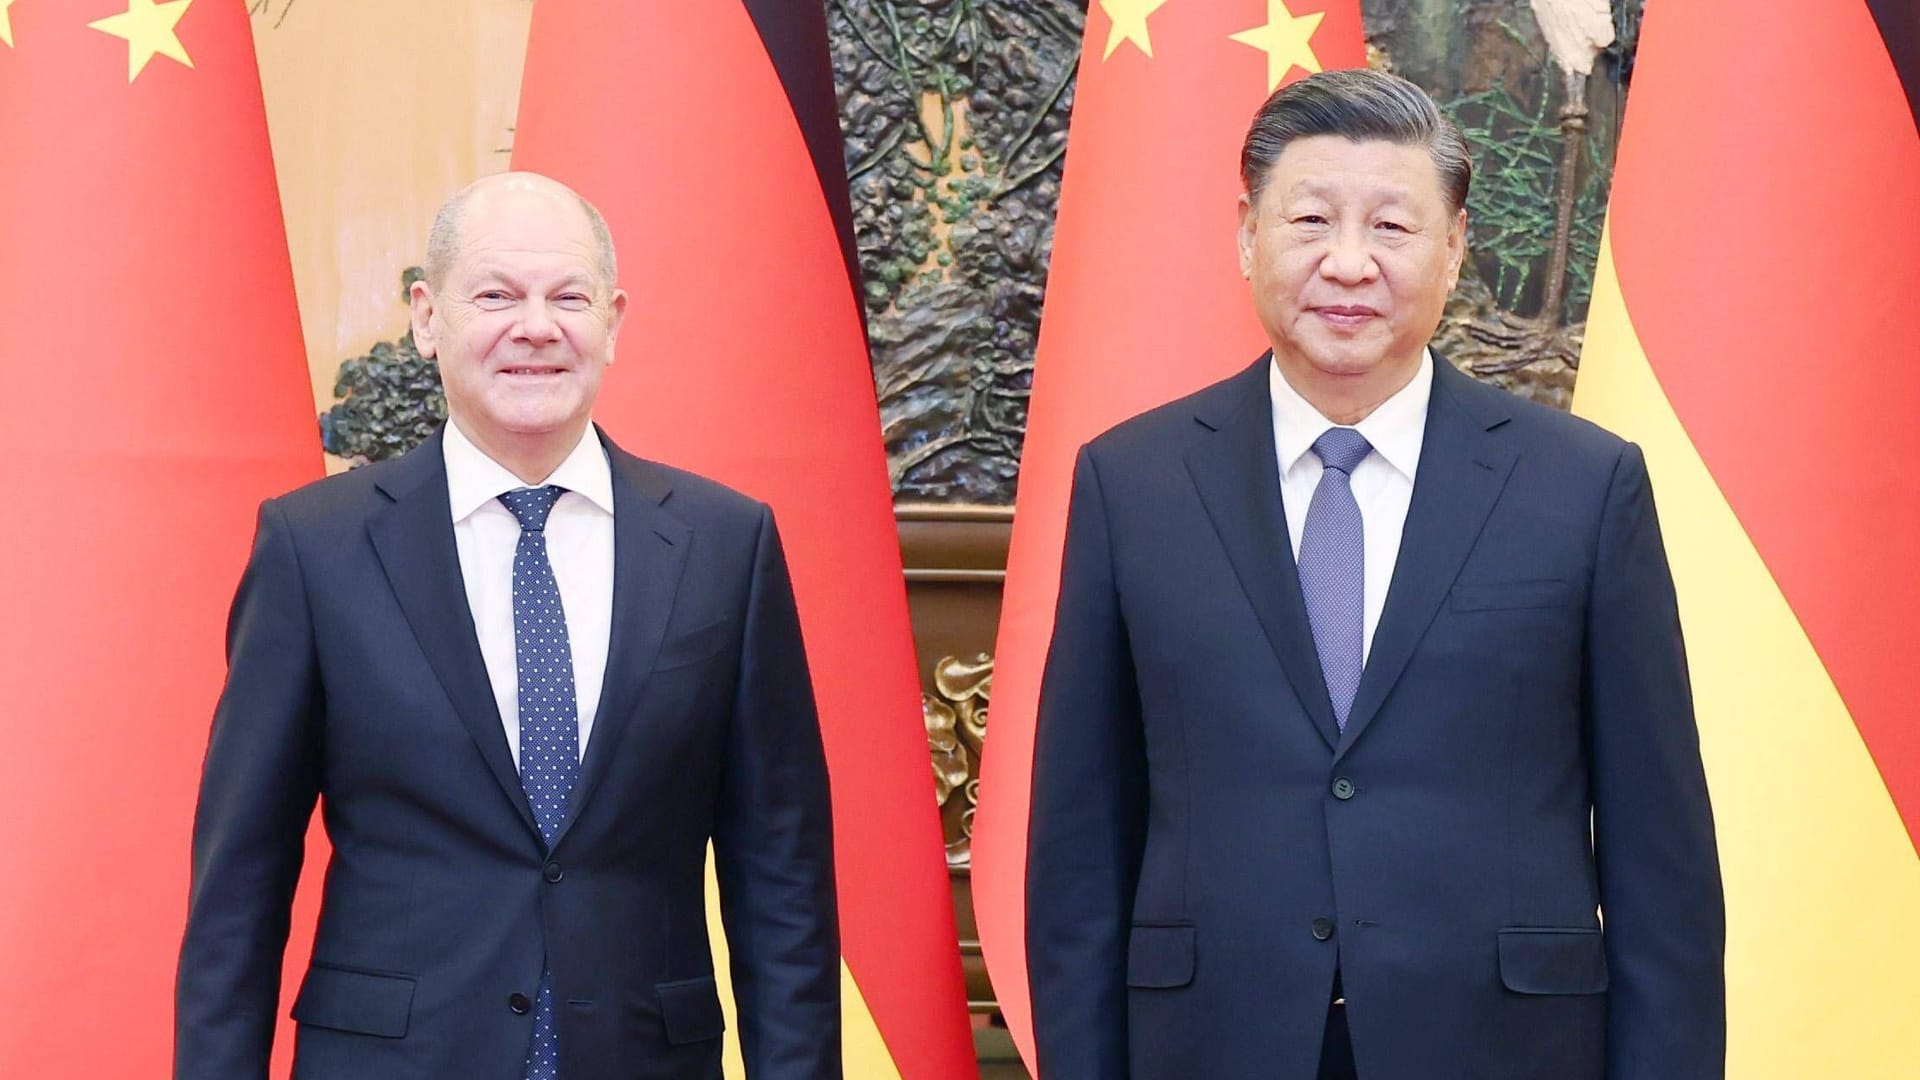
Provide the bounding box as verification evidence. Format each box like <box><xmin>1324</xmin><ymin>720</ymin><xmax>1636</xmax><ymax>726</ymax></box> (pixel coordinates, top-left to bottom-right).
<box><xmin>499</xmin><ymin>484</ymin><xmax>577</xmax><ymax>1080</ymax></box>
<box><xmin>1298</xmin><ymin>428</ymin><xmax>1371</xmax><ymax>732</ymax></box>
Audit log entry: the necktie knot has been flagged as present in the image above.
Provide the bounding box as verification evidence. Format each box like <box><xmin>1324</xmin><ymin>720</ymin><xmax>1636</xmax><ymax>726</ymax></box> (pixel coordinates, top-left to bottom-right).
<box><xmin>499</xmin><ymin>485</ymin><xmax>566</xmax><ymax>533</ymax></box>
<box><xmin>1311</xmin><ymin>428</ymin><xmax>1372</xmax><ymax>475</ymax></box>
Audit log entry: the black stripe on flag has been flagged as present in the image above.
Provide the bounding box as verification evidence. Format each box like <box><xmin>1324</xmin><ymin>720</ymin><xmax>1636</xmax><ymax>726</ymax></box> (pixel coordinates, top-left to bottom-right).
<box><xmin>741</xmin><ymin>0</ymin><xmax>866</xmax><ymax>317</ymax></box>
<box><xmin>1867</xmin><ymin>0</ymin><xmax>1920</xmax><ymax>135</ymax></box>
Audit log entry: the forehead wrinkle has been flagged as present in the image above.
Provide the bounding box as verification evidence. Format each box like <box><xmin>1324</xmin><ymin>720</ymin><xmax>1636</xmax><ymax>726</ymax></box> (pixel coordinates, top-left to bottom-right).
<box><xmin>1283</xmin><ymin>176</ymin><xmax>1423</xmax><ymax>205</ymax></box>
<box><xmin>458</xmin><ymin>252</ymin><xmax>602</xmax><ymax>289</ymax></box>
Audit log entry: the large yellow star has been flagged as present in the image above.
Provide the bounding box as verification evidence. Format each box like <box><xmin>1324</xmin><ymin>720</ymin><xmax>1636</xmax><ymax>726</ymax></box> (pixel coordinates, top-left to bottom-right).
<box><xmin>1230</xmin><ymin>0</ymin><xmax>1325</xmax><ymax>91</ymax></box>
<box><xmin>0</xmin><ymin>0</ymin><xmax>17</xmax><ymax>49</ymax></box>
<box><xmin>89</xmin><ymin>0</ymin><xmax>195</xmax><ymax>83</ymax></box>
<box><xmin>1100</xmin><ymin>0</ymin><xmax>1170</xmax><ymax>60</ymax></box>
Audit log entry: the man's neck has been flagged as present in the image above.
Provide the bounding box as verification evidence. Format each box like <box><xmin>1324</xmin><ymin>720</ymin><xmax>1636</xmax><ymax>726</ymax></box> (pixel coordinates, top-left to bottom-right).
<box><xmin>1279</xmin><ymin>356</ymin><xmax>1422</xmax><ymax>426</ymax></box>
<box><xmin>449</xmin><ymin>416</ymin><xmax>587</xmax><ymax>486</ymax></box>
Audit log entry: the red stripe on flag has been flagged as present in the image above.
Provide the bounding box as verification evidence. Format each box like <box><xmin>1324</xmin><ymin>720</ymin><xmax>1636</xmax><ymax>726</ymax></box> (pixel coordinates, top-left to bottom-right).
<box><xmin>1609</xmin><ymin>0</ymin><xmax>1920</xmax><ymax>844</ymax></box>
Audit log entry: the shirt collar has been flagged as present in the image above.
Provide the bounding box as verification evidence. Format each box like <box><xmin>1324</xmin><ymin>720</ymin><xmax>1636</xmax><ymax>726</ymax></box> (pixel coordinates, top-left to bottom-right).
<box><xmin>1269</xmin><ymin>349</ymin><xmax>1434</xmax><ymax>481</ymax></box>
<box><xmin>442</xmin><ymin>419</ymin><xmax>616</xmax><ymax>523</ymax></box>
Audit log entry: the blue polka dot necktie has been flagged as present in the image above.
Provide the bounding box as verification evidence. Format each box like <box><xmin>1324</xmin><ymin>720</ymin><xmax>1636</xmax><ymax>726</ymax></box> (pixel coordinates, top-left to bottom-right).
<box><xmin>1298</xmin><ymin>429</ymin><xmax>1372</xmax><ymax>732</ymax></box>
<box><xmin>499</xmin><ymin>485</ymin><xmax>577</xmax><ymax>1080</ymax></box>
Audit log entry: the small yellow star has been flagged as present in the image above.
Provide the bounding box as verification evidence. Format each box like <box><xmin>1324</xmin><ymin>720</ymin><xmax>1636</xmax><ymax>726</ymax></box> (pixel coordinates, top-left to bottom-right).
<box><xmin>1100</xmin><ymin>0</ymin><xmax>1170</xmax><ymax>61</ymax></box>
<box><xmin>1230</xmin><ymin>0</ymin><xmax>1326</xmax><ymax>91</ymax></box>
<box><xmin>0</xmin><ymin>0</ymin><xmax>17</xmax><ymax>50</ymax></box>
<box><xmin>89</xmin><ymin>0</ymin><xmax>195</xmax><ymax>83</ymax></box>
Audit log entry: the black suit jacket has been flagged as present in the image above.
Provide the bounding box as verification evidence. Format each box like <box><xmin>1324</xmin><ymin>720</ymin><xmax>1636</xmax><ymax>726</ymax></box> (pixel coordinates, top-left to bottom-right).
<box><xmin>1027</xmin><ymin>356</ymin><xmax>1724</xmax><ymax>1079</ymax></box>
<box><xmin>176</xmin><ymin>427</ymin><xmax>839</xmax><ymax>1079</ymax></box>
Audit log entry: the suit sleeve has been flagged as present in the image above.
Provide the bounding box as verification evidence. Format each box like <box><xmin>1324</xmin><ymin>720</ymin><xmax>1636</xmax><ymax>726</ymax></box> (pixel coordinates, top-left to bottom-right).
<box><xmin>1585</xmin><ymin>443</ymin><xmax>1726</xmax><ymax>1079</ymax></box>
<box><xmin>174</xmin><ymin>499</ymin><xmax>324</xmax><ymax>1080</ymax></box>
<box><xmin>1026</xmin><ymin>446</ymin><xmax>1148</xmax><ymax>1080</ymax></box>
<box><xmin>712</xmin><ymin>505</ymin><xmax>841</xmax><ymax>1080</ymax></box>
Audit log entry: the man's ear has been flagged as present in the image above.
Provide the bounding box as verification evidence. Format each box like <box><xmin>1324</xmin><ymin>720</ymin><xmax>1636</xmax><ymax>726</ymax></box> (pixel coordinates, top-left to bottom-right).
<box><xmin>604</xmin><ymin>288</ymin><xmax>629</xmax><ymax>364</ymax></box>
<box><xmin>1444</xmin><ymin>207</ymin><xmax>1468</xmax><ymax>291</ymax></box>
<box><xmin>1236</xmin><ymin>192</ymin><xmax>1257</xmax><ymax>279</ymax></box>
<box><xmin>408</xmin><ymin>279</ymin><xmax>439</xmax><ymax>358</ymax></box>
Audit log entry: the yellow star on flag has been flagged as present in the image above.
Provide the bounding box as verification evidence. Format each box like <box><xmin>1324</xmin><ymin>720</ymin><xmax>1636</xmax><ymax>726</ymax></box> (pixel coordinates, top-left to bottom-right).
<box><xmin>1100</xmin><ymin>0</ymin><xmax>1170</xmax><ymax>60</ymax></box>
<box><xmin>1230</xmin><ymin>0</ymin><xmax>1326</xmax><ymax>91</ymax></box>
<box><xmin>0</xmin><ymin>0</ymin><xmax>17</xmax><ymax>49</ymax></box>
<box><xmin>89</xmin><ymin>0</ymin><xmax>195</xmax><ymax>83</ymax></box>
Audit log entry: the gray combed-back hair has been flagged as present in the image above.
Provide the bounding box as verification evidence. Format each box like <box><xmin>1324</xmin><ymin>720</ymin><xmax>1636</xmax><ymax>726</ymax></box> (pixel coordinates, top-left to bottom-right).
<box><xmin>1240</xmin><ymin>68</ymin><xmax>1472</xmax><ymax>212</ymax></box>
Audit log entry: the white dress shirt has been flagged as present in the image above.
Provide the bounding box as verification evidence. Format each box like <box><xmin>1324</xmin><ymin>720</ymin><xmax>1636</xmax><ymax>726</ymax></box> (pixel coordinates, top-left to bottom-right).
<box><xmin>444</xmin><ymin>420</ymin><xmax>615</xmax><ymax>767</ymax></box>
<box><xmin>1270</xmin><ymin>350</ymin><xmax>1433</xmax><ymax>664</ymax></box>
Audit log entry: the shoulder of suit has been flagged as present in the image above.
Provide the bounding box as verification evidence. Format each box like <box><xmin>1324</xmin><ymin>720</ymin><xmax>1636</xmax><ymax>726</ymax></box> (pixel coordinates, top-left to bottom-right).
<box><xmin>1082</xmin><ymin>363</ymin><xmax>1261</xmax><ymax>463</ymax></box>
<box><xmin>1442</xmin><ymin>365</ymin><xmax>1632</xmax><ymax>463</ymax></box>
<box><xmin>602</xmin><ymin>446</ymin><xmax>771</xmax><ymax>530</ymax></box>
<box><xmin>261</xmin><ymin>457</ymin><xmax>393</xmax><ymax>527</ymax></box>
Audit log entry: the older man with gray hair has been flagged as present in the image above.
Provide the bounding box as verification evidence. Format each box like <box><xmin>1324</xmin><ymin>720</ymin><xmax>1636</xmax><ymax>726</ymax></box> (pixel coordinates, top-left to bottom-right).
<box><xmin>1025</xmin><ymin>69</ymin><xmax>1723</xmax><ymax>1079</ymax></box>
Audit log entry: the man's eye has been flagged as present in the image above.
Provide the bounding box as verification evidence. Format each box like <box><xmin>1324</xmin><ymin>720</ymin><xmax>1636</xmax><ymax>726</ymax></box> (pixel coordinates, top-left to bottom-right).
<box><xmin>1376</xmin><ymin>221</ymin><xmax>1409</xmax><ymax>233</ymax></box>
<box><xmin>1293</xmin><ymin>215</ymin><xmax>1328</xmax><ymax>226</ymax></box>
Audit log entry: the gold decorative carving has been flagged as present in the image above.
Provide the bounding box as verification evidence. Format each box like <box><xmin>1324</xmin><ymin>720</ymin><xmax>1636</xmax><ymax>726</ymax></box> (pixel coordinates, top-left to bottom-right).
<box><xmin>925</xmin><ymin>652</ymin><xmax>992</xmax><ymax>870</ymax></box>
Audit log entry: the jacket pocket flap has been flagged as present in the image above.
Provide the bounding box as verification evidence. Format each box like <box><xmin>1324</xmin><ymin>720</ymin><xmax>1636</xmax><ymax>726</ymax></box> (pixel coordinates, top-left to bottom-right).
<box><xmin>655</xmin><ymin>619</ymin><xmax>734</xmax><ymax>671</ymax></box>
<box><xmin>1452</xmin><ymin>579</ymin><xmax>1573</xmax><ymax>612</ymax></box>
<box><xmin>1498</xmin><ymin>928</ymin><xmax>1609</xmax><ymax>995</ymax></box>
<box><xmin>657</xmin><ymin>975</ymin><xmax>726</xmax><ymax>1045</ymax></box>
<box><xmin>291</xmin><ymin>964</ymin><xmax>415</xmax><ymax>1037</ymax></box>
<box><xmin>1125</xmin><ymin>924</ymin><xmax>1196</xmax><ymax>989</ymax></box>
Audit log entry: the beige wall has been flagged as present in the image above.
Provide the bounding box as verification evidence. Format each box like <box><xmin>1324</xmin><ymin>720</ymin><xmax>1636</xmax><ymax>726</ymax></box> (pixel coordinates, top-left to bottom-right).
<box><xmin>251</xmin><ymin>1</ymin><xmax>532</xmax><ymax>472</ymax></box>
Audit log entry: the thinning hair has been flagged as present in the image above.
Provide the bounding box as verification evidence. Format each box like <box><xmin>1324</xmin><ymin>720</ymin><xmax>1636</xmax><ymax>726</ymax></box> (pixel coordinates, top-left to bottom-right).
<box><xmin>422</xmin><ymin>179</ymin><xmax>618</xmax><ymax>292</ymax></box>
<box><xmin>1240</xmin><ymin>69</ymin><xmax>1472</xmax><ymax>213</ymax></box>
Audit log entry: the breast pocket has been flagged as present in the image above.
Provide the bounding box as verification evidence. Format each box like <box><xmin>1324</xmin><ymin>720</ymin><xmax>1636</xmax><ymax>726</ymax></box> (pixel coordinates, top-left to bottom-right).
<box><xmin>654</xmin><ymin>618</ymin><xmax>734</xmax><ymax>672</ymax></box>
<box><xmin>1451</xmin><ymin>579</ymin><xmax>1575</xmax><ymax>613</ymax></box>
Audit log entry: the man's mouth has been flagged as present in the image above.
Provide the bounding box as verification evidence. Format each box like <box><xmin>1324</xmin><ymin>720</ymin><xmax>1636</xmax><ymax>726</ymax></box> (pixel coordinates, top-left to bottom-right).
<box><xmin>499</xmin><ymin>366</ymin><xmax>568</xmax><ymax>377</ymax></box>
<box><xmin>1312</xmin><ymin>305</ymin><xmax>1381</xmax><ymax>328</ymax></box>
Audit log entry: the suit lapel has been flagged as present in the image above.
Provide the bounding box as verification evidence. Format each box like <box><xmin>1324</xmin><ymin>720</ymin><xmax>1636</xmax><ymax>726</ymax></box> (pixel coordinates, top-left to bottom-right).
<box><xmin>366</xmin><ymin>430</ymin><xmax>540</xmax><ymax>840</ymax></box>
<box><xmin>1186</xmin><ymin>356</ymin><xmax>1344</xmax><ymax>751</ymax></box>
<box><xmin>552</xmin><ymin>431</ymin><xmax>691</xmax><ymax>849</ymax></box>
<box><xmin>1337</xmin><ymin>359</ymin><xmax>1517</xmax><ymax>758</ymax></box>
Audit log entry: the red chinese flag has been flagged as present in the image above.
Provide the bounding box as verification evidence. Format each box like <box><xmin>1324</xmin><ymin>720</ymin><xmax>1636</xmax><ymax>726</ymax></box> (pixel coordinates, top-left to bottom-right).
<box><xmin>967</xmin><ymin>0</ymin><xmax>1365</xmax><ymax>1066</ymax></box>
<box><xmin>1572</xmin><ymin>1</ymin><xmax>1920</xmax><ymax>1072</ymax></box>
<box><xmin>0</xmin><ymin>1</ymin><xmax>320</xmax><ymax>1075</ymax></box>
<box><xmin>513</xmin><ymin>2</ymin><xmax>975</xmax><ymax>1077</ymax></box>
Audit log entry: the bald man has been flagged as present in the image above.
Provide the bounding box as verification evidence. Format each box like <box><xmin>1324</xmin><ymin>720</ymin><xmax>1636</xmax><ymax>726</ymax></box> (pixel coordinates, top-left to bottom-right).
<box><xmin>175</xmin><ymin>174</ymin><xmax>841</xmax><ymax>1080</ymax></box>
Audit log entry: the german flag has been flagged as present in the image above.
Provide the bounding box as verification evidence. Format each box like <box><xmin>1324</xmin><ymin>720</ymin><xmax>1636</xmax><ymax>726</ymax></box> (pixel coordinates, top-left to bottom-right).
<box><xmin>1571</xmin><ymin>1</ymin><xmax>1920</xmax><ymax>1074</ymax></box>
<box><xmin>511</xmin><ymin>3</ymin><xmax>975</xmax><ymax>1077</ymax></box>
<box><xmin>0</xmin><ymin>1</ymin><xmax>321</xmax><ymax>1074</ymax></box>
<box><xmin>966</xmin><ymin>1</ymin><xmax>1366</xmax><ymax>1065</ymax></box>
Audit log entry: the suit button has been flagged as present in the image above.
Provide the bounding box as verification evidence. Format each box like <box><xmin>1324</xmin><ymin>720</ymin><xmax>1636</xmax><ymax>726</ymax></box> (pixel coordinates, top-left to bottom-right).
<box><xmin>508</xmin><ymin>992</ymin><xmax>532</xmax><ymax>1014</ymax></box>
<box><xmin>1331</xmin><ymin>777</ymin><xmax>1356</xmax><ymax>800</ymax></box>
<box><xmin>1312</xmin><ymin>917</ymin><xmax>1335</xmax><ymax>941</ymax></box>
<box><xmin>544</xmin><ymin>862</ymin><xmax>564</xmax><ymax>883</ymax></box>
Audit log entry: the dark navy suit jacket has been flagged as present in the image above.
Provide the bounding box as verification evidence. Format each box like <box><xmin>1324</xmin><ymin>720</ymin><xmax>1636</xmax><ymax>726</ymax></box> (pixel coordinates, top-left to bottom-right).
<box><xmin>176</xmin><ymin>427</ymin><xmax>839</xmax><ymax>1079</ymax></box>
<box><xmin>1027</xmin><ymin>356</ymin><xmax>1724</xmax><ymax>1079</ymax></box>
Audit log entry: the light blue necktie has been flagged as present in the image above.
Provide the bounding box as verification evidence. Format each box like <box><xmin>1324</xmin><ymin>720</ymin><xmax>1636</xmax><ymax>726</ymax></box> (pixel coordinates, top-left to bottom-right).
<box><xmin>499</xmin><ymin>485</ymin><xmax>578</xmax><ymax>1080</ymax></box>
<box><xmin>1298</xmin><ymin>429</ymin><xmax>1372</xmax><ymax>731</ymax></box>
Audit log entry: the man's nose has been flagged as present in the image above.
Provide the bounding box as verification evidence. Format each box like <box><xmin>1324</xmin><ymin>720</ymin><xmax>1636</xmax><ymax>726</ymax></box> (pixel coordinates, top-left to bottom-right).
<box><xmin>515</xmin><ymin>301</ymin><xmax>563</xmax><ymax>343</ymax></box>
<box><xmin>1319</xmin><ymin>225</ymin><xmax>1378</xmax><ymax>284</ymax></box>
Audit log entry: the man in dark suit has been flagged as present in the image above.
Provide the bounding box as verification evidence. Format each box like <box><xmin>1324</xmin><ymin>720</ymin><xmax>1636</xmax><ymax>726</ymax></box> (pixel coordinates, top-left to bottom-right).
<box><xmin>1026</xmin><ymin>70</ymin><xmax>1723</xmax><ymax>1079</ymax></box>
<box><xmin>176</xmin><ymin>172</ymin><xmax>840</xmax><ymax>1079</ymax></box>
